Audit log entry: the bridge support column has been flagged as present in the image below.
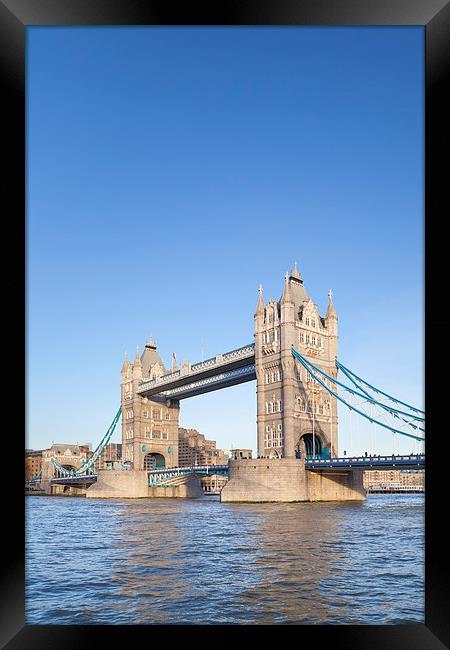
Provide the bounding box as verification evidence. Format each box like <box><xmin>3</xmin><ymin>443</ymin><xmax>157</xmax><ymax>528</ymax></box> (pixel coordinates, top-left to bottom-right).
<box><xmin>306</xmin><ymin>470</ymin><xmax>366</xmax><ymax>501</ymax></box>
<box><xmin>220</xmin><ymin>459</ymin><xmax>367</xmax><ymax>503</ymax></box>
<box><xmin>86</xmin><ymin>470</ymin><xmax>204</xmax><ymax>498</ymax></box>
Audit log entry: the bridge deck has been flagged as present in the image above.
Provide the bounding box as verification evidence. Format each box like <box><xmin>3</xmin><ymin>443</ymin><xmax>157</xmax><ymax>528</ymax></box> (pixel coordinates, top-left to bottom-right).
<box><xmin>136</xmin><ymin>343</ymin><xmax>255</xmax><ymax>399</ymax></box>
<box><xmin>305</xmin><ymin>455</ymin><xmax>425</xmax><ymax>471</ymax></box>
<box><xmin>50</xmin><ymin>455</ymin><xmax>425</xmax><ymax>486</ymax></box>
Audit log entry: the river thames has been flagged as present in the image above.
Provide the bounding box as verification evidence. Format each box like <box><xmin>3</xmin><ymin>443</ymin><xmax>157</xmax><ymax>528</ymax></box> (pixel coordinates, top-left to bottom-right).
<box><xmin>25</xmin><ymin>493</ymin><xmax>424</xmax><ymax>625</ymax></box>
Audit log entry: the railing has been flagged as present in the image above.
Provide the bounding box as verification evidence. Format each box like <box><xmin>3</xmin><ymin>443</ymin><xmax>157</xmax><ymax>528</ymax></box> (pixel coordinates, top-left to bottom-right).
<box><xmin>137</xmin><ymin>343</ymin><xmax>255</xmax><ymax>392</ymax></box>
<box><xmin>51</xmin><ymin>474</ymin><xmax>98</xmax><ymax>484</ymax></box>
<box><xmin>162</xmin><ymin>365</ymin><xmax>256</xmax><ymax>397</ymax></box>
<box><xmin>305</xmin><ymin>454</ymin><xmax>425</xmax><ymax>469</ymax></box>
<box><xmin>148</xmin><ymin>464</ymin><xmax>229</xmax><ymax>486</ymax></box>
<box><xmin>367</xmin><ymin>484</ymin><xmax>424</xmax><ymax>492</ymax></box>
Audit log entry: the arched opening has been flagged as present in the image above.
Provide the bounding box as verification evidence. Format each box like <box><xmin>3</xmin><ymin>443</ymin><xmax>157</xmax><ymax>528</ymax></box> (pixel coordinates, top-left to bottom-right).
<box><xmin>143</xmin><ymin>453</ymin><xmax>166</xmax><ymax>470</ymax></box>
<box><xmin>296</xmin><ymin>434</ymin><xmax>323</xmax><ymax>458</ymax></box>
<box><xmin>268</xmin><ymin>448</ymin><xmax>280</xmax><ymax>459</ymax></box>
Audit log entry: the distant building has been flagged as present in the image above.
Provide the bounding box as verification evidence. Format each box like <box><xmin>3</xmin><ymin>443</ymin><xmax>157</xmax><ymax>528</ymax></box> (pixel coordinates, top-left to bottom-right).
<box><xmin>178</xmin><ymin>428</ymin><xmax>229</xmax><ymax>467</ymax></box>
<box><xmin>41</xmin><ymin>444</ymin><xmax>91</xmax><ymax>479</ymax></box>
<box><xmin>97</xmin><ymin>443</ymin><xmax>122</xmax><ymax>470</ymax></box>
<box><xmin>201</xmin><ymin>474</ymin><xmax>229</xmax><ymax>494</ymax></box>
<box><xmin>231</xmin><ymin>448</ymin><xmax>252</xmax><ymax>460</ymax></box>
<box><xmin>25</xmin><ymin>449</ymin><xmax>43</xmax><ymax>480</ymax></box>
<box><xmin>363</xmin><ymin>470</ymin><xmax>425</xmax><ymax>490</ymax></box>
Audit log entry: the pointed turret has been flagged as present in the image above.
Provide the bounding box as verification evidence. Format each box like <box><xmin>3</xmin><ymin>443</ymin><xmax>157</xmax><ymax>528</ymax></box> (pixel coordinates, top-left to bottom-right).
<box><xmin>286</xmin><ymin>261</ymin><xmax>309</xmax><ymax>308</ymax></box>
<box><xmin>141</xmin><ymin>336</ymin><xmax>166</xmax><ymax>377</ymax></box>
<box><xmin>145</xmin><ymin>336</ymin><xmax>157</xmax><ymax>350</ymax></box>
<box><xmin>133</xmin><ymin>345</ymin><xmax>141</xmax><ymax>367</ymax></box>
<box><xmin>281</xmin><ymin>272</ymin><xmax>293</xmax><ymax>304</ymax></box>
<box><xmin>289</xmin><ymin>260</ymin><xmax>303</xmax><ymax>284</ymax></box>
<box><xmin>255</xmin><ymin>284</ymin><xmax>264</xmax><ymax>316</ymax></box>
<box><xmin>326</xmin><ymin>289</ymin><xmax>337</xmax><ymax>319</ymax></box>
<box><xmin>121</xmin><ymin>351</ymin><xmax>129</xmax><ymax>371</ymax></box>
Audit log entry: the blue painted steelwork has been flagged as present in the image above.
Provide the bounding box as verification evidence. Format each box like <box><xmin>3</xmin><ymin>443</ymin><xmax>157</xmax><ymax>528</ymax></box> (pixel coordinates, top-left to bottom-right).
<box><xmin>291</xmin><ymin>346</ymin><xmax>425</xmax><ymax>441</ymax></box>
<box><xmin>148</xmin><ymin>464</ymin><xmax>229</xmax><ymax>486</ymax></box>
<box><xmin>51</xmin><ymin>407</ymin><xmax>122</xmax><ymax>476</ymax></box>
<box><xmin>305</xmin><ymin>454</ymin><xmax>425</xmax><ymax>470</ymax></box>
<box><xmin>28</xmin><ymin>469</ymin><xmax>42</xmax><ymax>482</ymax></box>
<box><xmin>161</xmin><ymin>365</ymin><xmax>256</xmax><ymax>399</ymax></box>
<box><xmin>136</xmin><ymin>343</ymin><xmax>256</xmax><ymax>398</ymax></box>
<box><xmin>335</xmin><ymin>358</ymin><xmax>425</xmax><ymax>414</ymax></box>
<box><xmin>51</xmin><ymin>474</ymin><xmax>98</xmax><ymax>485</ymax></box>
<box><xmin>292</xmin><ymin>347</ymin><xmax>424</xmax><ymax>424</ymax></box>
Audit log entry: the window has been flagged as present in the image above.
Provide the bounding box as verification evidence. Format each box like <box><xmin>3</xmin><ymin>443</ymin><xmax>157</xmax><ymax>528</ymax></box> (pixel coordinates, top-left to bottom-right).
<box><xmin>143</xmin><ymin>410</ymin><xmax>149</xmax><ymax>418</ymax></box>
<box><xmin>126</xmin><ymin>409</ymin><xmax>134</xmax><ymax>420</ymax></box>
<box><xmin>299</xmin><ymin>333</ymin><xmax>304</xmax><ymax>343</ymax></box>
<box><xmin>152</xmin><ymin>409</ymin><xmax>161</xmax><ymax>420</ymax></box>
<box><xmin>152</xmin><ymin>430</ymin><xmax>161</xmax><ymax>439</ymax></box>
<box><xmin>312</xmin><ymin>319</ymin><xmax>316</xmax><ymax>328</ymax></box>
<box><xmin>306</xmin><ymin>334</ymin><xmax>310</xmax><ymax>344</ymax></box>
<box><xmin>266</xmin><ymin>425</ymin><xmax>271</xmax><ymax>433</ymax></box>
<box><xmin>162</xmin><ymin>432</ymin><xmax>168</xmax><ymax>440</ymax></box>
<box><xmin>305</xmin><ymin>317</ymin><xmax>310</xmax><ymax>326</ymax></box>
<box><xmin>126</xmin><ymin>428</ymin><xmax>134</xmax><ymax>440</ymax></box>
<box><xmin>165</xmin><ymin>413</ymin><xmax>170</xmax><ymax>420</ymax></box>
<box><xmin>145</xmin><ymin>430</ymin><xmax>151</xmax><ymax>439</ymax></box>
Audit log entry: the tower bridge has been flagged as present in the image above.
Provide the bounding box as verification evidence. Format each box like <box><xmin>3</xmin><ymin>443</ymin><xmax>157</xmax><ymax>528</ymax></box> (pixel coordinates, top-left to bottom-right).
<box><xmin>46</xmin><ymin>261</ymin><xmax>425</xmax><ymax>503</ymax></box>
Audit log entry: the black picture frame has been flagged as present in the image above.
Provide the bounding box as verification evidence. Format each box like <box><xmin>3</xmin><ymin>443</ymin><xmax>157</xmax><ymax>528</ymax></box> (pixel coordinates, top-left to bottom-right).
<box><xmin>2</xmin><ymin>1</ymin><xmax>448</xmax><ymax>647</ymax></box>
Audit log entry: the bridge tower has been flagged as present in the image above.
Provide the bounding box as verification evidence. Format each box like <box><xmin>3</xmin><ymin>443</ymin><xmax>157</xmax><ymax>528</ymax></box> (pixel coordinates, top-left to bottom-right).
<box><xmin>254</xmin><ymin>263</ymin><xmax>339</xmax><ymax>460</ymax></box>
<box><xmin>121</xmin><ymin>337</ymin><xmax>180</xmax><ymax>470</ymax></box>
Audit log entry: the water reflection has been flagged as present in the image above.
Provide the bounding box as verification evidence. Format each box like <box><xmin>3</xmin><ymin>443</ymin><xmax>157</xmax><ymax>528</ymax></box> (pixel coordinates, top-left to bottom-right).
<box><xmin>25</xmin><ymin>494</ymin><xmax>424</xmax><ymax>624</ymax></box>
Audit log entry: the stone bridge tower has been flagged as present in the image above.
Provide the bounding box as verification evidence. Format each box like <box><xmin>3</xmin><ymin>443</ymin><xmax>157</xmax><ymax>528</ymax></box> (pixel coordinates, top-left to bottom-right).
<box><xmin>254</xmin><ymin>263</ymin><xmax>339</xmax><ymax>459</ymax></box>
<box><xmin>121</xmin><ymin>337</ymin><xmax>180</xmax><ymax>470</ymax></box>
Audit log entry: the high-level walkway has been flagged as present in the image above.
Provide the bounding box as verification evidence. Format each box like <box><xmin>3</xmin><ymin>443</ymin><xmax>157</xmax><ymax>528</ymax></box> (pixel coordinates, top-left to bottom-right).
<box><xmin>136</xmin><ymin>343</ymin><xmax>255</xmax><ymax>399</ymax></box>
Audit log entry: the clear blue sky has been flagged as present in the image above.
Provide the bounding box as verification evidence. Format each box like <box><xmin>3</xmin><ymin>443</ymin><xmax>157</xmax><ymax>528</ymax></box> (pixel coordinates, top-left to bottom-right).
<box><xmin>27</xmin><ymin>26</ymin><xmax>424</xmax><ymax>457</ymax></box>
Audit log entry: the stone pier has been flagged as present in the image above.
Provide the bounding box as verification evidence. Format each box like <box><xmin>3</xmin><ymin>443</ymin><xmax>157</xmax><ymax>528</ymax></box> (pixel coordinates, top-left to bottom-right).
<box><xmin>85</xmin><ymin>469</ymin><xmax>203</xmax><ymax>499</ymax></box>
<box><xmin>220</xmin><ymin>458</ymin><xmax>366</xmax><ymax>503</ymax></box>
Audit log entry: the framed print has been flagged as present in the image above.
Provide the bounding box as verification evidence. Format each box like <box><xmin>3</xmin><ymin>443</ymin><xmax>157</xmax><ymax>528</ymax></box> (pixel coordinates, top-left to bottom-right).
<box><xmin>1</xmin><ymin>0</ymin><xmax>449</xmax><ymax>647</ymax></box>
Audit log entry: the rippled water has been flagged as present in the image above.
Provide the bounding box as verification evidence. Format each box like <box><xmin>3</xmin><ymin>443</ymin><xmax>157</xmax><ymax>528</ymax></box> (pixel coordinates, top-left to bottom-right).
<box><xmin>26</xmin><ymin>494</ymin><xmax>424</xmax><ymax>624</ymax></box>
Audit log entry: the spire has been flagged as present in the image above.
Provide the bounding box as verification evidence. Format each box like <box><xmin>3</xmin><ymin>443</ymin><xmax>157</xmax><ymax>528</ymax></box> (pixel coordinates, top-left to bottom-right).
<box><xmin>134</xmin><ymin>345</ymin><xmax>141</xmax><ymax>367</ymax></box>
<box><xmin>289</xmin><ymin>260</ymin><xmax>303</xmax><ymax>284</ymax></box>
<box><xmin>326</xmin><ymin>289</ymin><xmax>337</xmax><ymax>318</ymax></box>
<box><xmin>145</xmin><ymin>336</ymin><xmax>156</xmax><ymax>350</ymax></box>
<box><xmin>281</xmin><ymin>272</ymin><xmax>293</xmax><ymax>304</ymax></box>
<box><xmin>255</xmin><ymin>284</ymin><xmax>264</xmax><ymax>315</ymax></box>
<box><xmin>121</xmin><ymin>351</ymin><xmax>129</xmax><ymax>371</ymax></box>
